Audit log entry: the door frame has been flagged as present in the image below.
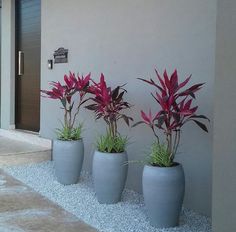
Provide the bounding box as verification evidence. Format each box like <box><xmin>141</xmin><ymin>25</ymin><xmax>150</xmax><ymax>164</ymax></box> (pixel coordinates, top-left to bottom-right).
<box><xmin>0</xmin><ymin>0</ymin><xmax>16</xmax><ymax>130</ymax></box>
<box><xmin>0</xmin><ymin>0</ymin><xmax>41</xmax><ymax>132</ymax></box>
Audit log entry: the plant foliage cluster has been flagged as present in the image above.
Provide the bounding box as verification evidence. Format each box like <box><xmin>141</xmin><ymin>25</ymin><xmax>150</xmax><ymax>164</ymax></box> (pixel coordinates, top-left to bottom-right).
<box><xmin>41</xmin><ymin>73</ymin><xmax>132</xmax><ymax>152</ymax></box>
<box><xmin>85</xmin><ymin>74</ymin><xmax>133</xmax><ymax>152</ymax></box>
<box><xmin>42</xmin><ymin>69</ymin><xmax>209</xmax><ymax>159</ymax></box>
<box><xmin>41</xmin><ymin>72</ymin><xmax>91</xmax><ymax>140</ymax></box>
<box><xmin>133</xmin><ymin>69</ymin><xmax>209</xmax><ymax>167</ymax></box>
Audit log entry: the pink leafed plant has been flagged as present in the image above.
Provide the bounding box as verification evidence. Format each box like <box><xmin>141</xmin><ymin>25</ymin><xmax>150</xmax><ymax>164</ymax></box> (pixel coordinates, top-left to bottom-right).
<box><xmin>133</xmin><ymin>69</ymin><xmax>209</xmax><ymax>166</ymax></box>
<box><xmin>41</xmin><ymin>72</ymin><xmax>91</xmax><ymax>140</ymax></box>
<box><xmin>85</xmin><ymin>74</ymin><xmax>133</xmax><ymax>153</ymax></box>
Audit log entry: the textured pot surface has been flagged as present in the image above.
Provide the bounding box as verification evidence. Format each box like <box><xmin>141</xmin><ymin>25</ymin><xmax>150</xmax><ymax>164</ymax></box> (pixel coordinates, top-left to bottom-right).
<box><xmin>53</xmin><ymin>139</ymin><xmax>84</xmax><ymax>185</ymax></box>
<box><xmin>143</xmin><ymin>164</ymin><xmax>185</xmax><ymax>228</ymax></box>
<box><xmin>93</xmin><ymin>150</ymin><xmax>128</xmax><ymax>204</ymax></box>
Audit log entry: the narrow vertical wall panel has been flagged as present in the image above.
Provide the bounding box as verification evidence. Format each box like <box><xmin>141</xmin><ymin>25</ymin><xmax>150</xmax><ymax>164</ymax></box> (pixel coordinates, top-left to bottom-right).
<box><xmin>0</xmin><ymin>7</ymin><xmax>1</xmax><ymax>124</ymax></box>
<box><xmin>0</xmin><ymin>0</ymin><xmax>15</xmax><ymax>129</ymax></box>
<box><xmin>212</xmin><ymin>0</ymin><xmax>236</xmax><ymax>231</ymax></box>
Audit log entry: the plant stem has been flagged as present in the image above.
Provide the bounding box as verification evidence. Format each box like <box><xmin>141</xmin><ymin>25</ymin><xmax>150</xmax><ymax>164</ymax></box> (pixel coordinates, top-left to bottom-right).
<box><xmin>152</xmin><ymin>126</ymin><xmax>160</xmax><ymax>144</ymax></box>
<box><xmin>174</xmin><ymin>130</ymin><xmax>181</xmax><ymax>155</ymax></box>
<box><xmin>168</xmin><ymin>130</ymin><xmax>173</xmax><ymax>161</ymax></box>
<box><xmin>114</xmin><ymin>120</ymin><xmax>117</xmax><ymax>136</ymax></box>
<box><xmin>108</xmin><ymin>121</ymin><xmax>112</xmax><ymax>137</ymax></box>
<box><xmin>111</xmin><ymin>120</ymin><xmax>115</xmax><ymax>138</ymax></box>
<box><xmin>112</xmin><ymin>121</ymin><xmax>115</xmax><ymax>137</ymax></box>
<box><xmin>172</xmin><ymin>130</ymin><xmax>178</xmax><ymax>157</ymax></box>
<box><xmin>71</xmin><ymin>96</ymin><xmax>84</xmax><ymax>129</ymax></box>
<box><xmin>68</xmin><ymin>106</ymin><xmax>72</xmax><ymax>129</ymax></box>
<box><xmin>71</xmin><ymin>105</ymin><xmax>81</xmax><ymax>129</ymax></box>
<box><xmin>64</xmin><ymin>103</ymin><xmax>68</xmax><ymax>128</ymax></box>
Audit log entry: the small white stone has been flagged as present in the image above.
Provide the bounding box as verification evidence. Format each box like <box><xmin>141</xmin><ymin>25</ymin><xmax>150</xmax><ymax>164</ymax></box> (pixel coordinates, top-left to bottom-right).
<box><xmin>4</xmin><ymin>162</ymin><xmax>212</xmax><ymax>232</ymax></box>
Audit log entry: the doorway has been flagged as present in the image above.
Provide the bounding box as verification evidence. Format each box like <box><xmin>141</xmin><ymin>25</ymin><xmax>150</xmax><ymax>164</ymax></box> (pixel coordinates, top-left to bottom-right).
<box><xmin>15</xmin><ymin>0</ymin><xmax>41</xmax><ymax>132</ymax></box>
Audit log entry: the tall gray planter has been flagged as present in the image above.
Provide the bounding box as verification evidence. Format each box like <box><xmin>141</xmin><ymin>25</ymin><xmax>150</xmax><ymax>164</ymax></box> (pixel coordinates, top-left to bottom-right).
<box><xmin>93</xmin><ymin>150</ymin><xmax>128</xmax><ymax>204</ymax></box>
<box><xmin>53</xmin><ymin>139</ymin><xmax>84</xmax><ymax>185</ymax></box>
<box><xmin>142</xmin><ymin>164</ymin><xmax>185</xmax><ymax>228</ymax></box>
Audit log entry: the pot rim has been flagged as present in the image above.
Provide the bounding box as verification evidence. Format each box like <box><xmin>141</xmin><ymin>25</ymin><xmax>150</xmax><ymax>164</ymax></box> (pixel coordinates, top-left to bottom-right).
<box><xmin>94</xmin><ymin>150</ymin><xmax>126</xmax><ymax>156</ymax></box>
<box><xmin>53</xmin><ymin>138</ymin><xmax>83</xmax><ymax>142</ymax></box>
<box><xmin>144</xmin><ymin>162</ymin><xmax>182</xmax><ymax>169</ymax></box>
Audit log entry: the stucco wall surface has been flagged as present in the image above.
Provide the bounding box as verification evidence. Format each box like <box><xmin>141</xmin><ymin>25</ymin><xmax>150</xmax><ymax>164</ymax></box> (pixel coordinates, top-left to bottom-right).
<box><xmin>40</xmin><ymin>0</ymin><xmax>216</xmax><ymax>216</ymax></box>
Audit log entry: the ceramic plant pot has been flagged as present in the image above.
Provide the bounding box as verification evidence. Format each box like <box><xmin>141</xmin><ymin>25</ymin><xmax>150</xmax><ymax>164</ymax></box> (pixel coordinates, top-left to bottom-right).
<box><xmin>93</xmin><ymin>150</ymin><xmax>128</xmax><ymax>204</ymax></box>
<box><xmin>142</xmin><ymin>163</ymin><xmax>185</xmax><ymax>228</ymax></box>
<box><xmin>53</xmin><ymin>139</ymin><xmax>84</xmax><ymax>185</ymax></box>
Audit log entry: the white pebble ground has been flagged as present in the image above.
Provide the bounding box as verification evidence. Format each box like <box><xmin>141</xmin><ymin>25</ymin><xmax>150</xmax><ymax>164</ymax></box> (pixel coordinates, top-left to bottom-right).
<box><xmin>4</xmin><ymin>162</ymin><xmax>211</xmax><ymax>232</ymax></box>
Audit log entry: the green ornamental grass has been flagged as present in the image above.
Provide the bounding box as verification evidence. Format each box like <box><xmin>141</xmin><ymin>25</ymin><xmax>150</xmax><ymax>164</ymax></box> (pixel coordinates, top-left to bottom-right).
<box><xmin>148</xmin><ymin>142</ymin><xmax>172</xmax><ymax>167</ymax></box>
<box><xmin>96</xmin><ymin>132</ymin><xmax>128</xmax><ymax>153</ymax></box>
<box><xmin>56</xmin><ymin>124</ymin><xmax>83</xmax><ymax>141</ymax></box>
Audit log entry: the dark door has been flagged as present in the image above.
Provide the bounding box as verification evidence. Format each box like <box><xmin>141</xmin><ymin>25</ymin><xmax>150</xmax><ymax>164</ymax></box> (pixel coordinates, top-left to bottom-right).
<box><xmin>15</xmin><ymin>0</ymin><xmax>41</xmax><ymax>132</ymax></box>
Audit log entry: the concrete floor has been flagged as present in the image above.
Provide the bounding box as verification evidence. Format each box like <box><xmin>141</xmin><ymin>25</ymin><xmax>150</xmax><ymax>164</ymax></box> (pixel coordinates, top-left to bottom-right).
<box><xmin>0</xmin><ymin>136</ymin><xmax>97</xmax><ymax>232</ymax></box>
<box><xmin>0</xmin><ymin>136</ymin><xmax>49</xmax><ymax>155</ymax></box>
<box><xmin>0</xmin><ymin>170</ymin><xmax>97</xmax><ymax>232</ymax></box>
<box><xmin>0</xmin><ymin>136</ymin><xmax>51</xmax><ymax>167</ymax></box>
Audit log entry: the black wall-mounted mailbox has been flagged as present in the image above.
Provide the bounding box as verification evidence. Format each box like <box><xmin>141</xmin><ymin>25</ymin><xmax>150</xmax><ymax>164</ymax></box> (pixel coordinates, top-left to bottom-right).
<box><xmin>53</xmin><ymin>47</ymin><xmax>68</xmax><ymax>64</ymax></box>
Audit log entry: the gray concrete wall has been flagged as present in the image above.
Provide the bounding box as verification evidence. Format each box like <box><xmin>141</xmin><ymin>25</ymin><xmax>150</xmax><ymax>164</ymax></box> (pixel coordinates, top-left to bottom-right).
<box><xmin>212</xmin><ymin>0</ymin><xmax>236</xmax><ymax>231</ymax></box>
<box><xmin>0</xmin><ymin>0</ymin><xmax>15</xmax><ymax>129</ymax></box>
<box><xmin>40</xmin><ymin>0</ymin><xmax>216</xmax><ymax>215</ymax></box>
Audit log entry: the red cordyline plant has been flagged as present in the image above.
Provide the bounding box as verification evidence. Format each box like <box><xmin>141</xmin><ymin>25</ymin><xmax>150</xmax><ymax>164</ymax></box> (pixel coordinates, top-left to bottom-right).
<box><xmin>41</xmin><ymin>72</ymin><xmax>91</xmax><ymax>139</ymax></box>
<box><xmin>133</xmin><ymin>69</ymin><xmax>209</xmax><ymax>166</ymax></box>
<box><xmin>85</xmin><ymin>74</ymin><xmax>133</xmax><ymax>152</ymax></box>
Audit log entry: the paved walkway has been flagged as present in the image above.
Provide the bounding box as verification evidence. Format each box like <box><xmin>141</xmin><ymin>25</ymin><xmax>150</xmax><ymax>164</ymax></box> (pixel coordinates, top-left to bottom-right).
<box><xmin>0</xmin><ymin>170</ymin><xmax>97</xmax><ymax>232</ymax></box>
<box><xmin>0</xmin><ymin>135</ymin><xmax>97</xmax><ymax>232</ymax></box>
<box><xmin>0</xmin><ymin>136</ymin><xmax>51</xmax><ymax>167</ymax></box>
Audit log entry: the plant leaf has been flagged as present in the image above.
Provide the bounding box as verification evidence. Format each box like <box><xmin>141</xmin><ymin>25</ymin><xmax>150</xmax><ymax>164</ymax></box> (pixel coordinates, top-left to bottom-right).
<box><xmin>137</xmin><ymin>78</ymin><xmax>164</xmax><ymax>92</ymax></box>
<box><xmin>116</xmin><ymin>91</ymin><xmax>124</xmax><ymax>102</ymax></box>
<box><xmin>112</xmin><ymin>86</ymin><xmax>120</xmax><ymax>100</ymax></box>
<box><xmin>192</xmin><ymin>120</ymin><xmax>208</xmax><ymax>132</ymax></box>
<box><xmin>121</xmin><ymin>115</ymin><xmax>130</xmax><ymax>126</ymax></box>
<box><xmin>190</xmin><ymin>115</ymin><xmax>210</xmax><ymax>121</ymax></box>
<box><xmin>85</xmin><ymin>104</ymin><xmax>98</xmax><ymax>110</ymax></box>
<box><xmin>61</xmin><ymin>98</ymin><xmax>66</xmax><ymax>108</ymax></box>
<box><xmin>132</xmin><ymin>121</ymin><xmax>145</xmax><ymax>127</ymax></box>
<box><xmin>172</xmin><ymin>112</ymin><xmax>180</xmax><ymax>123</ymax></box>
<box><xmin>155</xmin><ymin>69</ymin><xmax>166</xmax><ymax>91</ymax></box>
<box><xmin>155</xmin><ymin>115</ymin><xmax>165</xmax><ymax>128</ymax></box>
<box><xmin>177</xmin><ymin>75</ymin><xmax>191</xmax><ymax>91</ymax></box>
<box><xmin>141</xmin><ymin>110</ymin><xmax>150</xmax><ymax>123</ymax></box>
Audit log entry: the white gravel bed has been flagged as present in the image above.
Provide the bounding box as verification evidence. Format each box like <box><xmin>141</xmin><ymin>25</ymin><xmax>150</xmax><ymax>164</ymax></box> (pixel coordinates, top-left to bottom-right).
<box><xmin>4</xmin><ymin>162</ymin><xmax>211</xmax><ymax>232</ymax></box>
